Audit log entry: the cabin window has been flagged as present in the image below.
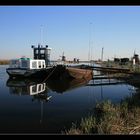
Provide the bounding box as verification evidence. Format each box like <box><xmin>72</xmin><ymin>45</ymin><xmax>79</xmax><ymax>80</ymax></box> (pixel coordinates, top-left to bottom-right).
<box><xmin>10</xmin><ymin>60</ymin><xmax>19</xmax><ymax>68</ymax></box>
<box><xmin>22</xmin><ymin>87</ymin><xmax>27</xmax><ymax>93</ymax></box>
<box><xmin>38</xmin><ymin>61</ymin><xmax>41</xmax><ymax>68</ymax></box>
<box><xmin>42</xmin><ymin>61</ymin><xmax>45</xmax><ymax>68</ymax></box>
<box><xmin>10</xmin><ymin>87</ymin><xmax>20</xmax><ymax>94</ymax></box>
<box><xmin>40</xmin><ymin>50</ymin><xmax>44</xmax><ymax>54</ymax></box>
<box><xmin>32</xmin><ymin>85</ymin><xmax>37</xmax><ymax>93</ymax></box>
<box><xmin>35</xmin><ymin>50</ymin><xmax>38</xmax><ymax>54</ymax></box>
<box><xmin>21</xmin><ymin>60</ymin><xmax>28</xmax><ymax>68</ymax></box>
<box><xmin>42</xmin><ymin>83</ymin><xmax>45</xmax><ymax>90</ymax></box>
<box><xmin>38</xmin><ymin>84</ymin><xmax>42</xmax><ymax>91</ymax></box>
<box><xmin>32</xmin><ymin>61</ymin><xmax>37</xmax><ymax>69</ymax></box>
<box><xmin>11</xmin><ymin>60</ymin><xmax>16</xmax><ymax>65</ymax></box>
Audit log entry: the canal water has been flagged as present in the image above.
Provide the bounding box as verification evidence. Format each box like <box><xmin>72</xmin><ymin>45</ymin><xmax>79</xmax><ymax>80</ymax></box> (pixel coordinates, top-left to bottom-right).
<box><xmin>0</xmin><ymin>65</ymin><xmax>137</xmax><ymax>134</ymax></box>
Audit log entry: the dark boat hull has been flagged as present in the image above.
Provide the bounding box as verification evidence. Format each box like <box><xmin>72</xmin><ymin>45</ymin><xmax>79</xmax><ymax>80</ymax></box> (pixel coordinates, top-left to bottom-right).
<box><xmin>6</xmin><ymin>67</ymin><xmax>54</xmax><ymax>79</ymax></box>
<box><xmin>6</xmin><ymin>65</ymin><xmax>93</xmax><ymax>80</ymax></box>
<box><xmin>66</xmin><ymin>67</ymin><xmax>93</xmax><ymax>79</ymax></box>
<box><xmin>41</xmin><ymin>65</ymin><xmax>93</xmax><ymax>80</ymax></box>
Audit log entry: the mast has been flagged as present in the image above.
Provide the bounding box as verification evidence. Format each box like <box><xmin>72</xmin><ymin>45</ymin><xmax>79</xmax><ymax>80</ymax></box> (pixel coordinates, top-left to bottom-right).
<box><xmin>101</xmin><ymin>47</ymin><xmax>104</xmax><ymax>62</ymax></box>
<box><xmin>88</xmin><ymin>22</ymin><xmax>92</xmax><ymax>64</ymax></box>
<box><xmin>40</xmin><ymin>25</ymin><xmax>43</xmax><ymax>47</ymax></box>
<box><xmin>31</xmin><ymin>26</ymin><xmax>52</xmax><ymax>66</ymax></box>
<box><xmin>40</xmin><ymin>100</ymin><xmax>43</xmax><ymax>124</ymax></box>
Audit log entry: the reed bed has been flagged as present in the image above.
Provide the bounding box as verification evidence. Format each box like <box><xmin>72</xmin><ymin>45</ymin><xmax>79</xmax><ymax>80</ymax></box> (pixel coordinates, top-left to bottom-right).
<box><xmin>65</xmin><ymin>97</ymin><xmax>140</xmax><ymax>134</ymax></box>
<box><xmin>0</xmin><ymin>60</ymin><xmax>10</xmax><ymax>65</ymax></box>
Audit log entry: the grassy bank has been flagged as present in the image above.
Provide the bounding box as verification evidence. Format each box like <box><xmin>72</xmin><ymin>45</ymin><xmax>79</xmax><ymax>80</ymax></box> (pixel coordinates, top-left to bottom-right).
<box><xmin>0</xmin><ymin>60</ymin><xmax>10</xmax><ymax>65</ymax></box>
<box><xmin>65</xmin><ymin>98</ymin><xmax>140</xmax><ymax>134</ymax></box>
<box><xmin>101</xmin><ymin>61</ymin><xmax>140</xmax><ymax>73</ymax></box>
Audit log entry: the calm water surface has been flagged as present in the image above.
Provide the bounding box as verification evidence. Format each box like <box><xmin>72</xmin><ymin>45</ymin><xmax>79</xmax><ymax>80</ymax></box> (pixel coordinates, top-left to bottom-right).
<box><xmin>0</xmin><ymin>65</ymin><xmax>136</xmax><ymax>134</ymax></box>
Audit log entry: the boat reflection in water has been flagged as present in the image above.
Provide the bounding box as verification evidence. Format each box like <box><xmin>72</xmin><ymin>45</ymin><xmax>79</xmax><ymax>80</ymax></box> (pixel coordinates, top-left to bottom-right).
<box><xmin>6</xmin><ymin>78</ymin><xmax>52</xmax><ymax>102</ymax></box>
<box><xmin>6</xmin><ymin>77</ymin><xmax>52</xmax><ymax>124</ymax></box>
<box><xmin>6</xmin><ymin>76</ymin><xmax>92</xmax><ymax>124</ymax></box>
<box><xmin>6</xmin><ymin>75</ymin><xmax>92</xmax><ymax>95</ymax></box>
<box><xmin>46</xmin><ymin>76</ymin><xmax>92</xmax><ymax>93</ymax></box>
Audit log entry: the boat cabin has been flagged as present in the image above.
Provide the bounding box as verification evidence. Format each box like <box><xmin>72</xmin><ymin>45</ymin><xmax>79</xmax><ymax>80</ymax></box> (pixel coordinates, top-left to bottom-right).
<box><xmin>9</xmin><ymin>57</ymin><xmax>46</xmax><ymax>70</ymax></box>
<box><xmin>31</xmin><ymin>44</ymin><xmax>52</xmax><ymax>66</ymax></box>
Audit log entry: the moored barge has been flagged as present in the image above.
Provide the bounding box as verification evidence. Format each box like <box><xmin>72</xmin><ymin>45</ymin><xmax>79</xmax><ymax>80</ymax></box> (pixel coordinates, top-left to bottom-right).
<box><xmin>6</xmin><ymin>44</ymin><xmax>93</xmax><ymax>80</ymax></box>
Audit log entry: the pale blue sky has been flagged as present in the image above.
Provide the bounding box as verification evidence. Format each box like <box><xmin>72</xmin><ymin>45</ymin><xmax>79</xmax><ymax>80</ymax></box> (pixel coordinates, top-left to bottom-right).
<box><xmin>0</xmin><ymin>6</ymin><xmax>140</xmax><ymax>61</ymax></box>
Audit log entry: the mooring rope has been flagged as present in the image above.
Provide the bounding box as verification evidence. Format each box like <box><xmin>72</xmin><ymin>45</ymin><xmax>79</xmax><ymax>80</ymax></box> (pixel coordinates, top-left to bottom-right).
<box><xmin>42</xmin><ymin>66</ymin><xmax>57</xmax><ymax>83</ymax></box>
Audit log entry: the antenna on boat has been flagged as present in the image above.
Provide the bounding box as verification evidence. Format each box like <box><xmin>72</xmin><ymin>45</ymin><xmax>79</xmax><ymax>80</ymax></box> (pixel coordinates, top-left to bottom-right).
<box><xmin>101</xmin><ymin>47</ymin><xmax>104</xmax><ymax>62</ymax></box>
<box><xmin>90</xmin><ymin>41</ymin><xmax>93</xmax><ymax>63</ymax></box>
<box><xmin>40</xmin><ymin>25</ymin><xmax>43</xmax><ymax>47</ymax></box>
<box><xmin>40</xmin><ymin>100</ymin><xmax>43</xmax><ymax>124</ymax></box>
<box><xmin>88</xmin><ymin>22</ymin><xmax>92</xmax><ymax>65</ymax></box>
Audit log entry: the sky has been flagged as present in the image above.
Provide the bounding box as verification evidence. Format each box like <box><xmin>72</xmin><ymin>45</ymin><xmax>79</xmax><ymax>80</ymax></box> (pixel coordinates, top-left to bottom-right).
<box><xmin>0</xmin><ymin>6</ymin><xmax>140</xmax><ymax>61</ymax></box>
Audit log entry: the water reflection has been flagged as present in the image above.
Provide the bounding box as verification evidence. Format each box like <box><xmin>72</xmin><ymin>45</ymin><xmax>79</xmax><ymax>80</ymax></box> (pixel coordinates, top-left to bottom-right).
<box><xmin>3</xmin><ymin>68</ymin><xmax>136</xmax><ymax>133</ymax></box>
<box><xmin>7</xmin><ymin>78</ymin><xmax>45</xmax><ymax>95</ymax></box>
<box><xmin>6</xmin><ymin>76</ymin><xmax>92</xmax><ymax>96</ymax></box>
<box><xmin>6</xmin><ymin>76</ymin><xmax>92</xmax><ymax>126</ymax></box>
<box><xmin>46</xmin><ymin>76</ymin><xmax>92</xmax><ymax>93</ymax></box>
<box><xmin>6</xmin><ymin>78</ymin><xmax>51</xmax><ymax>102</ymax></box>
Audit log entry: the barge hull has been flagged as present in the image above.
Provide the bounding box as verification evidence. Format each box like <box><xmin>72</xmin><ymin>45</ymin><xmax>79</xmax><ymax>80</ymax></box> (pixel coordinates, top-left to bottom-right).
<box><xmin>6</xmin><ymin>67</ymin><xmax>54</xmax><ymax>79</ymax></box>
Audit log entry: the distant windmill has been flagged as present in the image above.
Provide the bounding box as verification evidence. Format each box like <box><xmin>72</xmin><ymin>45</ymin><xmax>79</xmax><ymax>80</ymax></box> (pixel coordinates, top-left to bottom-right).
<box><xmin>60</xmin><ymin>52</ymin><xmax>66</xmax><ymax>61</ymax></box>
<box><xmin>134</xmin><ymin>49</ymin><xmax>136</xmax><ymax>56</ymax></box>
